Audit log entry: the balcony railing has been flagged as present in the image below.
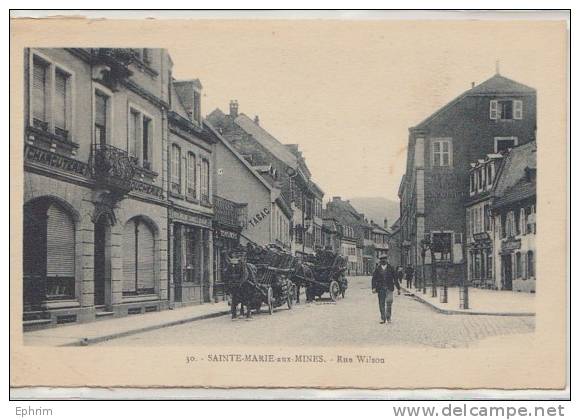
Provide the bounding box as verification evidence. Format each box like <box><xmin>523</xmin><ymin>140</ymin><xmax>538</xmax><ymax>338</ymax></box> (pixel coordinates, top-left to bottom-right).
<box><xmin>213</xmin><ymin>195</ymin><xmax>247</xmax><ymax>230</ymax></box>
<box><xmin>90</xmin><ymin>144</ymin><xmax>138</xmax><ymax>194</ymax></box>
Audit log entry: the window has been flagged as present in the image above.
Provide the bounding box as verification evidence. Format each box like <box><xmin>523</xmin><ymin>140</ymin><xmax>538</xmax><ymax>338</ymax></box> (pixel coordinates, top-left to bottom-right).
<box><xmin>123</xmin><ymin>217</ymin><xmax>155</xmax><ymax>295</ymax></box>
<box><xmin>484</xmin><ymin>204</ymin><xmax>491</xmax><ymax>232</ymax></box>
<box><xmin>526</xmin><ymin>205</ymin><xmax>536</xmax><ymax>234</ymax></box>
<box><xmin>193</xmin><ymin>90</ymin><xmax>201</xmax><ymax>123</ymax></box>
<box><xmin>94</xmin><ymin>92</ymin><xmax>108</xmax><ymax>145</ymax></box>
<box><xmin>490</xmin><ymin>99</ymin><xmax>523</xmax><ymax>120</ymax></box>
<box><xmin>527</xmin><ymin>251</ymin><xmax>535</xmax><ymax>278</ymax></box>
<box><xmin>515</xmin><ymin>252</ymin><xmax>522</xmax><ymax>278</ymax></box>
<box><xmin>30</xmin><ymin>53</ymin><xmax>74</xmax><ymax>139</ymax></box>
<box><xmin>486</xmin><ymin>250</ymin><xmax>493</xmax><ymax>279</ymax></box>
<box><xmin>431</xmin><ymin>139</ymin><xmax>452</xmax><ymax>167</ymax></box>
<box><xmin>186</xmin><ymin>152</ymin><xmax>197</xmax><ymax>199</ymax></box>
<box><xmin>32</xmin><ymin>57</ymin><xmax>49</xmax><ymax>129</ymax></box>
<box><xmin>514</xmin><ymin>209</ymin><xmax>521</xmax><ymax>236</ymax></box>
<box><xmin>494</xmin><ymin>137</ymin><xmax>518</xmax><ymax>153</ymax></box>
<box><xmin>200</xmin><ymin>159</ymin><xmax>210</xmax><ymax>203</ymax></box>
<box><xmin>142</xmin><ymin>116</ymin><xmax>151</xmax><ymax>167</ymax></box>
<box><xmin>486</xmin><ymin>163</ymin><xmax>493</xmax><ymax>186</ymax></box>
<box><xmin>128</xmin><ymin>110</ymin><xmax>139</xmax><ymax>157</ymax></box>
<box><xmin>54</xmin><ymin>69</ymin><xmax>70</xmax><ymax>138</ymax></box>
<box><xmin>171</xmin><ymin>144</ymin><xmax>181</xmax><ymax>194</ymax></box>
<box><xmin>478</xmin><ymin>168</ymin><xmax>484</xmax><ymax>190</ymax></box>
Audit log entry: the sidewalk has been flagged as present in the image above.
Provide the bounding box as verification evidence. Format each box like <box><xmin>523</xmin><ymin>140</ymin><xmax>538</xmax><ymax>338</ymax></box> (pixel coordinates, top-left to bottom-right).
<box><xmin>23</xmin><ymin>302</ymin><xmax>231</xmax><ymax>347</ymax></box>
<box><xmin>403</xmin><ymin>286</ymin><xmax>535</xmax><ymax>316</ymax></box>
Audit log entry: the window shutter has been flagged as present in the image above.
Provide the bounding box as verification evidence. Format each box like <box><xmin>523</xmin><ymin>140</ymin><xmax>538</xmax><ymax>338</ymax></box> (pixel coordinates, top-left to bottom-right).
<box><xmin>514</xmin><ymin>100</ymin><xmax>523</xmax><ymax>120</ymax></box>
<box><xmin>54</xmin><ymin>70</ymin><xmax>67</xmax><ymax>130</ymax></box>
<box><xmin>489</xmin><ymin>100</ymin><xmax>498</xmax><ymax>120</ymax></box>
<box><xmin>32</xmin><ymin>60</ymin><xmax>47</xmax><ymax>122</ymax></box>
<box><xmin>128</xmin><ymin>111</ymin><xmax>138</xmax><ymax>156</ymax></box>
<box><xmin>46</xmin><ymin>204</ymin><xmax>75</xmax><ymax>277</ymax></box>
<box><xmin>123</xmin><ymin>220</ymin><xmax>137</xmax><ymax>293</ymax></box>
<box><xmin>187</xmin><ymin>153</ymin><xmax>196</xmax><ymax>197</ymax></box>
<box><xmin>137</xmin><ymin>221</ymin><xmax>155</xmax><ymax>292</ymax></box>
<box><xmin>142</xmin><ymin>117</ymin><xmax>151</xmax><ymax>163</ymax></box>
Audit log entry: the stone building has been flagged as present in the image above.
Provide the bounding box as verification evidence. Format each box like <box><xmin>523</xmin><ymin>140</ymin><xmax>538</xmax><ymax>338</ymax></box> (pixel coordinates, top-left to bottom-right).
<box><xmin>387</xmin><ymin>218</ymin><xmax>402</xmax><ymax>268</ymax></box>
<box><xmin>465</xmin><ymin>153</ymin><xmax>504</xmax><ymax>288</ymax></box>
<box><xmin>207</xmin><ymin>102</ymin><xmax>321</xmax><ymax>258</ymax></box>
<box><xmin>23</xmin><ymin>48</ymin><xmax>170</xmax><ymax>328</ymax></box>
<box><xmin>491</xmin><ymin>141</ymin><xmax>537</xmax><ymax>293</ymax></box>
<box><xmin>166</xmin><ymin>78</ymin><xmax>217</xmax><ymax>306</ymax></box>
<box><xmin>398</xmin><ymin>72</ymin><xmax>536</xmax><ymax>286</ymax></box>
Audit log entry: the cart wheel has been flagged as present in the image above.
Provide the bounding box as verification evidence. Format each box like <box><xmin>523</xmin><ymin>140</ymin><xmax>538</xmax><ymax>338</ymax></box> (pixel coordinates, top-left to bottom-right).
<box><xmin>329</xmin><ymin>281</ymin><xmax>340</xmax><ymax>302</ymax></box>
<box><xmin>267</xmin><ymin>287</ymin><xmax>274</xmax><ymax>315</ymax></box>
<box><xmin>287</xmin><ymin>285</ymin><xmax>295</xmax><ymax>310</ymax></box>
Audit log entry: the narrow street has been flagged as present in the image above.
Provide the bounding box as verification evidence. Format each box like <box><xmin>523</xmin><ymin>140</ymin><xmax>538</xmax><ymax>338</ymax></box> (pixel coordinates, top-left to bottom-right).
<box><xmin>98</xmin><ymin>277</ymin><xmax>534</xmax><ymax>348</ymax></box>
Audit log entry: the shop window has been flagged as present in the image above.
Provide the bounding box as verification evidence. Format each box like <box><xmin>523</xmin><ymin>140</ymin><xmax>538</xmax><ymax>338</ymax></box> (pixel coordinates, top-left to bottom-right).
<box><xmin>527</xmin><ymin>251</ymin><xmax>535</xmax><ymax>278</ymax></box>
<box><xmin>122</xmin><ymin>217</ymin><xmax>155</xmax><ymax>295</ymax></box>
<box><xmin>23</xmin><ymin>200</ymin><xmax>76</xmax><ymax>309</ymax></box>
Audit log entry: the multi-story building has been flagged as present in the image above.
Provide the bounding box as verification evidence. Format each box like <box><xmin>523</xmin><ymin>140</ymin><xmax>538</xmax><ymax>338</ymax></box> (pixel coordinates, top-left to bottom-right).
<box><xmin>491</xmin><ymin>141</ymin><xmax>536</xmax><ymax>293</ymax></box>
<box><xmin>398</xmin><ymin>72</ymin><xmax>536</xmax><ymax>286</ymax></box>
<box><xmin>166</xmin><ymin>78</ymin><xmax>217</xmax><ymax>306</ymax></box>
<box><xmin>23</xmin><ymin>48</ymin><xmax>170</xmax><ymax>328</ymax></box>
<box><xmin>371</xmin><ymin>221</ymin><xmax>391</xmax><ymax>266</ymax></box>
<box><xmin>465</xmin><ymin>152</ymin><xmax>504</xmax><ymax>288</ymax></box>
<box><xmin>207</xmin><ymin>101</ymin><xmax>321</xmax><ymax>258</ymax></box>
<box><xmin>387</xmin><ymin>218</ymin><xmax>402</xmax><ymax>268</ymax></box>
<box><xmin>322</xmin><ymin>211</ymin><xmax>342</xmax><ymax>253</ymax></box>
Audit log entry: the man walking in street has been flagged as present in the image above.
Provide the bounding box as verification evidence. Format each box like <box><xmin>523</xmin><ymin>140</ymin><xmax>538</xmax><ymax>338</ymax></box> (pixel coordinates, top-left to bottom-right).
<box><xmin>372</xmin><ymin>254</ymin><xmax>401</xmax><ymax>324</ymax></box>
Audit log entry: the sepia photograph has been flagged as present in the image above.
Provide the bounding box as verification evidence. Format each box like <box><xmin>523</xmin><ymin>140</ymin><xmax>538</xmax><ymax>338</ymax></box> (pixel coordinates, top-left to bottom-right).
<box><xmin>9</xmin><ymin>10</ymin><xmax>569</xmax><ymax>396</ymax></box>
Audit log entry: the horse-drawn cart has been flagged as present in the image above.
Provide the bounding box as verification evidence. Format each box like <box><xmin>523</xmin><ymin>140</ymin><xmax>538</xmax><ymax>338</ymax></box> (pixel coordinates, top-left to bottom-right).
<box><xmin>292</xmin><ymin>249</ymin><xmax>348</xmax><ymax>302</ymax></box>
<box><xmin>225</xmin><ymin>244</ymin><xmax>296</xmax><ymax>318</ymax></box>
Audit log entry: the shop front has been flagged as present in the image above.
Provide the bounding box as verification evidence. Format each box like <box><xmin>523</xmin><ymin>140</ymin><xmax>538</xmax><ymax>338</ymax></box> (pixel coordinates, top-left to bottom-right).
<box><xmin>169</xmin><ymin>207</ymin><xmax>213</xmax><ymax>306</ymax></box>
<box><xmin>468</xmin><ymin>232</ymin><xmax>495</xmax><ymax>289</ymax></box>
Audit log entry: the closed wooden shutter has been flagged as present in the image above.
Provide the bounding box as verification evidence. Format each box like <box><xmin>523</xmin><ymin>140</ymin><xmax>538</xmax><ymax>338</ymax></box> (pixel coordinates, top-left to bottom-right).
<box><xmin>32</xmin><ymin>60</ymin><xmax>47</xmax><ymax>122</ymax></box>
<box><xmin>137</xmin><ymin>221</ymin><xmax>155</xmax><ymax>292</ymax></box>
<box><xmin>46</xmin><ymin>204</ymin><xmax>75</xmax><ymax>277</ymax></box>
<box><xmin>123</xmin><ymin>219</ymin><xmax>137</xmax><ymax>293</ymax></box>
<box><xmin>514</xmin><ymin>100</ymin><xmax>523</xmax><ymax>120</ymax></box>
<box><xmin>128</xmin><ymin>110</ymin><xmax>139</xmax><ymax>157</ymax></box>
<box><xmin>54</xmin><ymin>70</ymin><xmax>67</xmax><ymax>130</ymax></box>
<box><xmin>489</xmin><ymin>100</ymin><xmax>498</xmax><ymax>120</ymax></box>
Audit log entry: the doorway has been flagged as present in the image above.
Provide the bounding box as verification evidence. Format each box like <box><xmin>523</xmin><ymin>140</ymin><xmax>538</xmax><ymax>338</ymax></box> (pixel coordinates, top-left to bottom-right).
<box><xmin>502</xmin><ymin>254</ymin><xmax>513</xmax><ymax>291</ymax></box>
<box><xmin>94</xmin><ymin>215</ymin><xmax>112</xmax><ymax>307</ymax></box>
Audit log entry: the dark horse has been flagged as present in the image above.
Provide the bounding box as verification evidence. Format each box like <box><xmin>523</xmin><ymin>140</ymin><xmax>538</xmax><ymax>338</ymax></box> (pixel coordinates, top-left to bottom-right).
<box><xmin>224</xmin><ymin>253</ymin><xmax>262</xmax><ymax>318</ymax></box>
<box><xmin>291</xmin><ymin>261</ymin><xmax>315</xmax><ymax>303</ymax></box>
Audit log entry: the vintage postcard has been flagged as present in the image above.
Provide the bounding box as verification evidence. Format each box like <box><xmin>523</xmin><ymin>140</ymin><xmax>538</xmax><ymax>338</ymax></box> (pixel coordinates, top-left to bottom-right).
<box><xmin>9</xmin><ymin>11</ymin><xmax>569</xmax><ymax>393</ymax></box>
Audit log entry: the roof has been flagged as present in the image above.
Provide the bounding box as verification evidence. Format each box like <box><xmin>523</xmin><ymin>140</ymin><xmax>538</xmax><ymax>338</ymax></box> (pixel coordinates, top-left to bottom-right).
<box><xmin>234</xmin><ymin>114</ymin><xmax>298</xmax><ymax>168</ymax></box>
<box><xmin>413</xmin><ymin>74</ymin><xmax>536</xmax><ymax>130</ymax></box>
<box><xmin>203</xmin><ymin>120</ymin><xmax>274</xmax><ymax>193</ymax></box>
<box><xmin>492</xmin><ymin>141</ymin><xmax>537</xmax><ymax>208</ymax></box>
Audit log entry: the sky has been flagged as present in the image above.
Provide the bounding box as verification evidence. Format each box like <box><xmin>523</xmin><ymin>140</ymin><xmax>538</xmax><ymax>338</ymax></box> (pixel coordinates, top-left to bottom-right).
<box><xmin>165</xmin><ymin>19</ymin><xmax>566</xmax><ymax>201</ymax></box>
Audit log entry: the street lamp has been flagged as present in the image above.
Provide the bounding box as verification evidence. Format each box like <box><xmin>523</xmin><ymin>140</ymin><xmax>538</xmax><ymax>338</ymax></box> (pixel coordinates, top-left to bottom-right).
<box><xmin>419</xmin><ymin>236</ymin><xmax>431</xmax><ymax>295</ymax></box>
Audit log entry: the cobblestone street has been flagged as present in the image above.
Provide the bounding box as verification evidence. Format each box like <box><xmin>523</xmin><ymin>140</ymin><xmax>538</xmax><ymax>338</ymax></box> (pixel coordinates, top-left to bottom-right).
<box><xmin>98</xmin><ymin>277</ymin><xmax>535</xmax><ymax>348</ymax></box>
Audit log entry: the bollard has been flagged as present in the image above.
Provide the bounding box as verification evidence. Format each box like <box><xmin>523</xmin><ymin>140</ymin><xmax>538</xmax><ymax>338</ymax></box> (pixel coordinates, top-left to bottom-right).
<box><xmin>439</xmin><ymin>286</ymin><xmax>448</xmax><ymax>303</ymax></box>
<box><xmin>459</xmin><ymin>286</ymin><xmax>469</xmax><ymax>309</ymax></box>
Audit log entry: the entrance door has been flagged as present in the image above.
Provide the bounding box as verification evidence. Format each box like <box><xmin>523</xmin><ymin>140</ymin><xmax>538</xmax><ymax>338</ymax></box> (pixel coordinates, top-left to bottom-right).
<box><xmin>94</xmin><ymin>216</ymin><xmax>111</xmax><ymax>307</ymax></box>
<box><xmin>502</xmin><ymin>254</ymin><xmax>513</xmax><ymax>291</ymax></box>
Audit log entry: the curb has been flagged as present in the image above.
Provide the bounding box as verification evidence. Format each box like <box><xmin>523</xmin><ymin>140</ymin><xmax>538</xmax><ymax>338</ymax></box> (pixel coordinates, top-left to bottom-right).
<box><xmin>403</xmin><ymin>288</ymin><xmax>535</xmax><ymax>317</ymax></box>
<box><xmin>63</xmin><ymin>310</ymin><xmax>231</xmax><ymax>347</ymax></box>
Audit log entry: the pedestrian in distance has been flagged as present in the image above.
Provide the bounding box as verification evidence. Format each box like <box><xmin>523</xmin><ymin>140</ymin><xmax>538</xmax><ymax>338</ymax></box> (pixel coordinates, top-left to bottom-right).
<box><xmin>397</xmin><ymin>266</ymin><xmax>405</xmax><ymax>288</ymax></box>
<box><xmin>405</xmin><ymin>264</ymin><xmax>414</xmax><ymax>289</ymax></box>
<box><xmin>371</xmin><ymin>254</ymin><xmax>401</xmax><ymax>324</ymax></box>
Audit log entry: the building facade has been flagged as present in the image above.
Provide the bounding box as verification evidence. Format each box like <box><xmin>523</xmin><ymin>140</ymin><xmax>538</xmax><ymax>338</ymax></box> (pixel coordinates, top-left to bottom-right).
<box><xmin>207</xmin><ymin>101</ymin><xmax>321</xmax><ymax>259</ymax></box>
<box><xmin>398</xmin><ymin>73</ymin><xmax>536</xmax><ymax>286</ymax></box>
<box><xmin>491</xmin><ymin>142</ymin><xmax>537</xmax><ymax>293</ymax></box>
<box><xmin>23</xmin><ymin>48</ymin><xmax>170</xmax><ymax>328</ymax></box>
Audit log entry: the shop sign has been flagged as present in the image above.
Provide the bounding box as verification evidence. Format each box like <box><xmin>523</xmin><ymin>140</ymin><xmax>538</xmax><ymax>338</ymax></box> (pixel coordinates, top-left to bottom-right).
<box><xmin>170</xmin><ymin>208</ymin><xmax>212</xmax><ymax>228</ymax></box>
<box><xmin>501</xmin><ymin>238</ymin><xmax>521</xmax><ymax>252</ymax></box>
<box><xmin>214</xmin><ymin>229</ymin><xmax>239</xmax><ymax>240</ymax></box>
<box><xmin>247</xmin><ymin>206</ymin><xmax>270</xmax><ymax>228</ymax></box>
<box><xmin>473</xmin><ymin>232</ymin><xmax>490</xmax><ymax>242</ymax></box>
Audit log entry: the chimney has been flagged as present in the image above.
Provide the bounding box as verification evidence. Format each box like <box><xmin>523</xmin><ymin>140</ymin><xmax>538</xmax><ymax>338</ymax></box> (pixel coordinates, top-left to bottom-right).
<box><xmin>254</xmin><ymin>115</ymin><xmax>260</xmax><ymax>125</ymax></box>
<box><xmin>229</xmin><ymin>100</ymin><xmax>239</xmax><ymax>118</ymax></box>
<box><xmin>384</xmin><ymin>218</ymin><xmax>388</xmax><ymax>229</ymax></box>
<box><xmin>471</xmin><ymin>82</ymin><xmax>475</xmax><ymax>88</ymax></box>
